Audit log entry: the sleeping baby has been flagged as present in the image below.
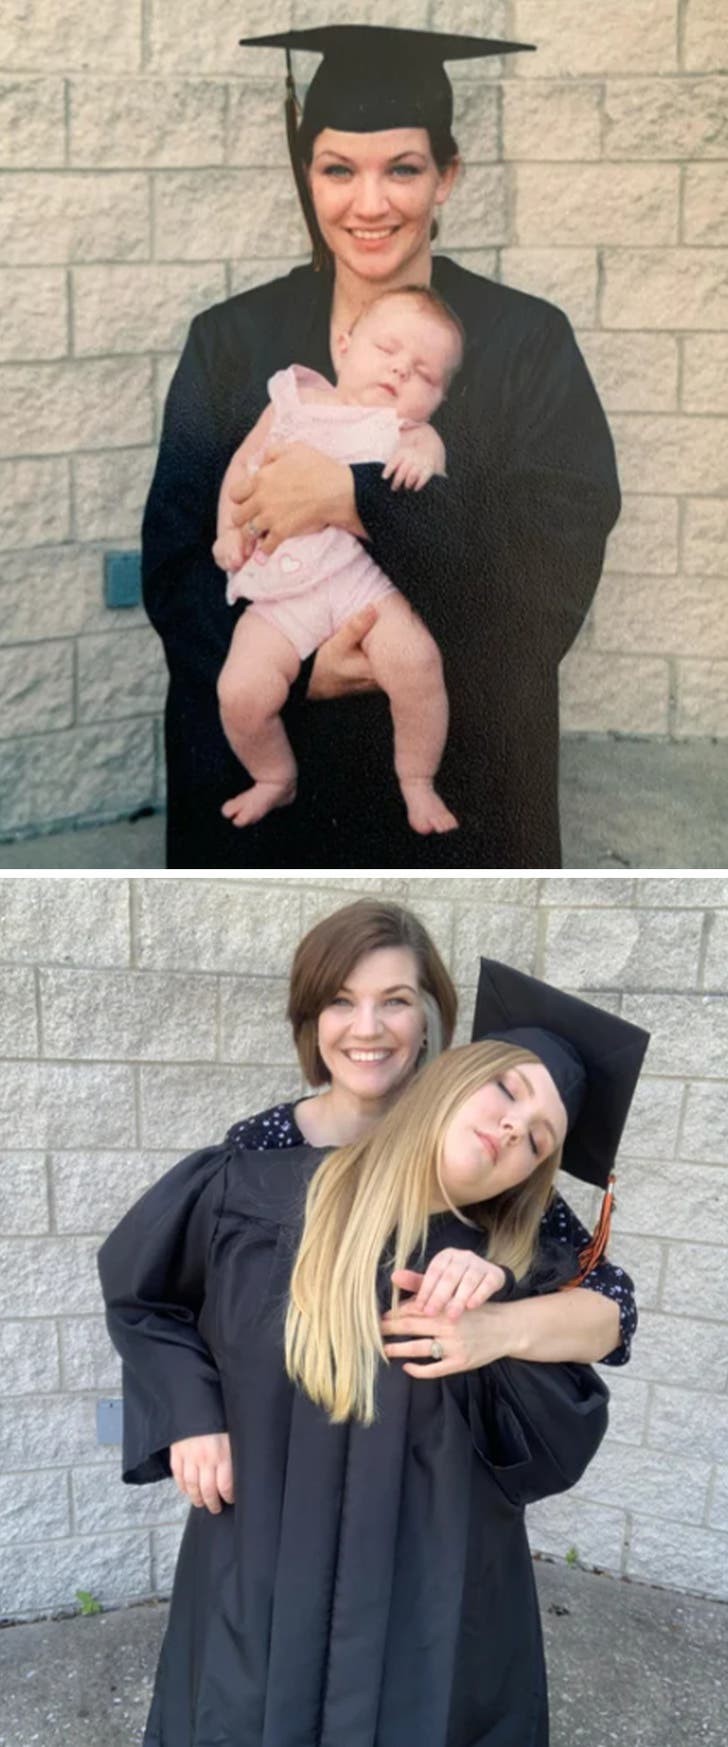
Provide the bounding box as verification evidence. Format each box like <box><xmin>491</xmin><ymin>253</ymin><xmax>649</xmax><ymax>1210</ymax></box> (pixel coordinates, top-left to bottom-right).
<box><xmin>213</xmin><ymin>285</ymin><xmax>463</xmax><ymax>835</ymax></box>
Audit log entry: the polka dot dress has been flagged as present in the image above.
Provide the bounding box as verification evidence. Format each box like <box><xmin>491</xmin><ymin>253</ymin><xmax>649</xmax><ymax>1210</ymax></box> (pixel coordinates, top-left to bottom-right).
<box><xmin>227</xmin><ymin>1100</ymin><xmax>637</xmax><ymax>1366</ymax></box>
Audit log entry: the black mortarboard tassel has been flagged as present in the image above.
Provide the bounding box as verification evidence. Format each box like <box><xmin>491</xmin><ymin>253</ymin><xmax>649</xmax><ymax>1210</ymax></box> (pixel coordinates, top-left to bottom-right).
<box><xmin>471</xmin><ymin>959</ymin><xmax>650</xmax><ymax>1282</ymax></box>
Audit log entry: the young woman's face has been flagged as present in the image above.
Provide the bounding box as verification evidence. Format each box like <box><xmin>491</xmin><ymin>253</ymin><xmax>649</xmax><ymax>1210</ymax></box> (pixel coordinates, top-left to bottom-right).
<box><xmin>307</xmin><ymin>127</ymin><xmax>459</xmax><ymax>283</ymax></box>
<box><xmin>440</xmin><ymin>1061</ymin><xmax>568</xmax><ymax>1206</ymax></box>
<box><xmin>316</xmin><ymin>946</ymin><xmax>427</xmax><ymax>1103</ymax></box>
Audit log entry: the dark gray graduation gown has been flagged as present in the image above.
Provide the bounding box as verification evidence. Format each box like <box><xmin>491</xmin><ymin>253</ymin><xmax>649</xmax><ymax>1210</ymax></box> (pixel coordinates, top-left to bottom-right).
<box><xmin>97</xmin><ymin>1143</ymin><xmax>609</xmax><ymax>1747</ymax></box>
<box><xmin>141</xmin><ymin>257</ymin><xmax>620</xmax><ymax>869</ymax></box>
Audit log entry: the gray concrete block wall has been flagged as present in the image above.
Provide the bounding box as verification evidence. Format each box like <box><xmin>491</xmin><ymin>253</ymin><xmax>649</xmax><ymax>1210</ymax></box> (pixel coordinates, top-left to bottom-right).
<box><xmin>1</xmin><ymin>1</ymin><xmax>727</xmax><ymax>836</ymax></box>
<box><xmin>0</xmin><ymin>871</ymin><xmax>727</xmax><ymax>1618</ymax></box>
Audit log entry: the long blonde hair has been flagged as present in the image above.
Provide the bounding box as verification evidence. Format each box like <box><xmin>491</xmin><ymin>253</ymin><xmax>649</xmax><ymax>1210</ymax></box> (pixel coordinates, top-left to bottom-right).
<box><xmin>285</xmin><ymin>1042</ymin><xmax>563</xmax><ymax>1426</ymax></box>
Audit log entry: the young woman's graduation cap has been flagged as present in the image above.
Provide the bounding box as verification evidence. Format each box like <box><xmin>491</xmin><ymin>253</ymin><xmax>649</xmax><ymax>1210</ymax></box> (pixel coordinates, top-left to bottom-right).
<box><xmin>238</xmin><ymin>25</ymin><xmax>535</xmax><ymax>267</ymax></box>
<box><xmin>238</xmin><ymin>25</ymin><xmax>535</xmax><ymax>140</ymax></box>
<box><xmin>471</xmin><ymin>959</ymin><xmax>651</xmax><ymax>1281</ymax></box>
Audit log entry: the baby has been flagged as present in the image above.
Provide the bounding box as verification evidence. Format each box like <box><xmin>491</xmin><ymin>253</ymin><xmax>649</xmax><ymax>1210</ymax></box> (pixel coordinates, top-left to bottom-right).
<box><xmin>213</xmin><ymin>286</ymin><xmax>463</xmax><ymax>835</ymax></box>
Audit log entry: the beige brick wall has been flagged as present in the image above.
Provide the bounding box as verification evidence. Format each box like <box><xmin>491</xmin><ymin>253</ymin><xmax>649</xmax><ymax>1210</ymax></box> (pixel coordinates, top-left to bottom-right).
<box><xmin>1</xmin><ymin>0</ymin><xmax>727</xmax><ymax>835</ymax></box>
<box><xmin>1</xmin><ymin>871</ymin><xmax>727</xmax><ymax>1616</ymax></box>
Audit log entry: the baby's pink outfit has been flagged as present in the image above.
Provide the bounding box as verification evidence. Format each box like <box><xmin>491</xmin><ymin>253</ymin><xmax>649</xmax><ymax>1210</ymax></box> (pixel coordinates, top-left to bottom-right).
<box><xmin>226</xmin><ymin>364</ymin><xmax>407</xmax><ymax>660</ymax></box>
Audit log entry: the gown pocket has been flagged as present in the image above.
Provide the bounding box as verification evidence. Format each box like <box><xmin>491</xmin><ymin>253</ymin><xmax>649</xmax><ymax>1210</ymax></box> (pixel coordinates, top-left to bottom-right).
<box><xmin>465</xmin><ymin>1360</ymin><xmax>609</xmax><ymax>1509</ymax></box>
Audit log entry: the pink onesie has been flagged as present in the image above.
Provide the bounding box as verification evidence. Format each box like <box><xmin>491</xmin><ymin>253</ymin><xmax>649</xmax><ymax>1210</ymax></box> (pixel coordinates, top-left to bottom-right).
<box><xmin>226</xmin><ymin>364</ymin><xmax>411</xmax><ymax>660</ymax></box>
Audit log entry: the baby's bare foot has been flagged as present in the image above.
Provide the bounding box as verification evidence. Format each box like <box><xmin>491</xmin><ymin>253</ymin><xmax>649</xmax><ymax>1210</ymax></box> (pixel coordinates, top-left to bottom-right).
<box><xmin>400</xmin><ymin>780</ymin><xmax>459</xmax><ymax>835</ymax></box>
<box><xmin>221</xmin><ymin>779</ymin><xmax>297</xmax><ymax>829</ymax></box>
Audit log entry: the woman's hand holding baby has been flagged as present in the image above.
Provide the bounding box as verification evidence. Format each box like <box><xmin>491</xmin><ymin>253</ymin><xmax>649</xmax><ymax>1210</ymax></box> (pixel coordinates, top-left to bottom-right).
<box><xmin>225</xmin><ymin>444</ymin><xmax>367</xmax><ymax>552</ymax></box>
<box><xmin>169</xmin><ymin>1431</ymin><xmax>234</xmax><ymax>1513</ymax></box>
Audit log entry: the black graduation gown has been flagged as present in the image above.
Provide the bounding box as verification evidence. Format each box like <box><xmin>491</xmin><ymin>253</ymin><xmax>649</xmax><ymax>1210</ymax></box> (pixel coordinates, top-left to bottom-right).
<box><xmin>97</xmin><ymin>1142</ymin><xmax>610</xmax><ymax>1747</ymax></box>
<box><xmin>141</xmin><ymin>257</ymin><xmax>620</xmax><ymax>869</ymax></box>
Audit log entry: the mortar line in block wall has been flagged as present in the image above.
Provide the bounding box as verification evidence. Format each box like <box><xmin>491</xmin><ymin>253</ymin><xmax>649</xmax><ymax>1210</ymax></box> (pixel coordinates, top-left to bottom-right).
<box><xmin>654</xmin><ymin>1241</ymin><xmax>672</xmax><ymax>1312</ymax></box>
<box><xmin>66</xmin><ymin>263</ymin><xmax>77</xmax><ymax>361</ymax></box>
<box><xmin>222</xmin><ymin>79</ymin><xmax>232</xmax><ymax>168</ymax></box>
<box><xmin>674</xmin><ymin>1089</ymin><xmax>696</xmax><ymax>1162</ymax></box>
<box><xmin>696</xmin><ymin>910</ymin><xmax>716</xmax><ymax>991</ymax></box>
<box><xmin>676</xmin><ymin>0</ymin><xmax>688</xmax><ymax>74</ymax></box>
<box><xmin>619</xmin><ymin>1509</ymin><xmax>633</xmax><ymax>1578</ymax></box>
<box><xmin>666</xmin><ymin>655</ymin><xmax>678</xmax><ymax>738</ymax></box>
<box><xmin>70</xmin><ymin>634</ymin><xmax>79</xmax><ymax>732</ymax></box>
<box><xmin>702</xmin><ymin>1466</ymin><xmax>719</xmax><ymax>1528</ymax></box>
<box><xmin>149</xmin><ymin>169</ymin><xmax>157</xmax><ymax>263</ymax></box>
<box><xmin>140</xmin><ymin>0</ymin><xmax>152</xmax><ymax>74</ymax></box>
<box><xmin>132</xmin><ymin>1061</ymin><xmax>141</xmax><ymax>1148</ymax></box>
<box><xmin>533</xmin><ymin>901</ymin><xmax>549</xmax><ymax>980</ymax></box>
<box><xmin>504</xmin><ymin>160</ymin><xmax>517</xmax><ymax>247</ymax></box>
<box><xmin>44</xmin><ymin>1148</ymin><xmax>55</xmax><ymax>1234</ymax></box>
<box><xmin>2</xmin><ymin>1059</ymin><xmax>722</xmax><ymax>1084</ymax></box>
<box><xmin>128</xmin><ymin>879</ymin><xmax>138</xmax><ymax>968</ymax></box>
<box><xmin>151</xmin><ymin>1530</ymin><xmax>167</xmax><ymax>1595</ymax></box>
<box><xmin>66</xmin><ymin>1466</ymin><xmax>76</xmax><ymax>1537</ymax></box>
<box><xmin>215</xmin><ymin>974</ymin><xmax>223</xmax><ymax>1062</ymax></box>
<box><xmin>676</xmin><ymin>332</ymin><xmax>686</xmax><ymax>412</ymax></box>
<box><xmin>33</xmin><ymin>962</ymin><xmax>44</xmax><ymax>1060</ymax></box>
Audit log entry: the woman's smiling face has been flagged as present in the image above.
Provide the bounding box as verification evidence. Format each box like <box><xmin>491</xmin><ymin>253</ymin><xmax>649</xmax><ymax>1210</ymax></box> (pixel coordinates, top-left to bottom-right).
<box><xmin>440</xmin><ymin>1061</ymin><xmax>569</xmax><ymax>1206</ymax></box>
<box><xmin>316</xmin><ymin>945</ymin><xmax>426</xmax><ymax>1104</ymax></box>
<box><xmin>307</xmin><ymin>126</ymin><xmax>459</xmax><ymax>282</ymax></box>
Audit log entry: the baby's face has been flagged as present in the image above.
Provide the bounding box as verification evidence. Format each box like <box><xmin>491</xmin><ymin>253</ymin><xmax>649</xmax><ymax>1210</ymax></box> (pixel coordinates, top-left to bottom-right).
<box><xmin>337</xmin><ymin>300</ymin><xmax>460</xmax><ymax>423</ymax></box>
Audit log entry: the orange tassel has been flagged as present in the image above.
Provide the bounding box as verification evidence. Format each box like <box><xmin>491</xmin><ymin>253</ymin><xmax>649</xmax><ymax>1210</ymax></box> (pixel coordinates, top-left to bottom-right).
<box><xmin>559</xmin><ymin>1175</ymin><xmax>616</xmax><ymax>1291</ymax></box>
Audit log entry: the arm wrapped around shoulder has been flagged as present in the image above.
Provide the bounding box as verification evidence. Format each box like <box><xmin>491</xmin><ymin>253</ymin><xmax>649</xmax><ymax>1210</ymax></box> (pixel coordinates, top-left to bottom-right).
<box><xmin>466</xmin><ymin>1358</ymin><xmax>609</xmax><ymax>1508</ymax></box>
<box><xmin>97</xmin><ymin>1146</ymin><xmax>229</xmax><ymax>1485</ymax></box>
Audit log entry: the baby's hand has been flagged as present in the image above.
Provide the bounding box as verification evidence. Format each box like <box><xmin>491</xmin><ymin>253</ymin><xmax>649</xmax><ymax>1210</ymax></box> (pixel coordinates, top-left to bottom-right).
<box><xmin>212</xmin><ymin>529</ymin><xmax>249</xmax><ymax>574</ymax></box>
<box><xmin>382</xmin><ymin>426</ymin><xmax>447</xmax><ymax>492</ymax></box>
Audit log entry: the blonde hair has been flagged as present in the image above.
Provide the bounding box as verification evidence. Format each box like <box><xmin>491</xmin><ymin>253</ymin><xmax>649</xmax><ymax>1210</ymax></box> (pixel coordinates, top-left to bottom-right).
<box><xmin>285</xmin><ymin>1041</ymin><xmax>563</xmax><ymax>1426</ymax></box>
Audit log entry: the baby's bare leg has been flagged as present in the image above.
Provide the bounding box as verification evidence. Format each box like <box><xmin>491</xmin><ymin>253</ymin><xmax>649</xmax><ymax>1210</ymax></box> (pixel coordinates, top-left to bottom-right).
<box><xmin>363</xmin><ymin>593</ymin><xmax>458</xmax><ymax>835</ymax></box>
<box><xmin>217</xmin><ymin>611</ymin><xmax>301</xmax><ymax>828</ymax></box>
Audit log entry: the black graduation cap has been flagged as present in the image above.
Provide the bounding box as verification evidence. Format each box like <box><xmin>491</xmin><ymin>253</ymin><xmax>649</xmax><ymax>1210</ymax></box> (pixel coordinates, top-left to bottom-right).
<box><xmin>470</xmin><ymin>960</ymin><xmax>650</xmax><ymax>1191</ymax></box>
<box><xmin>238</xmin><ymin>25</ymin><xmax>536</xmax><ymax>141</ymax></box>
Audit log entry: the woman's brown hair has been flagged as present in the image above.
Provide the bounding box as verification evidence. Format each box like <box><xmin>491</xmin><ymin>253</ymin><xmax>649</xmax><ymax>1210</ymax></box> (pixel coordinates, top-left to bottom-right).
<box><xmin>287</xmin><ymin>899</ymin><xmax>457</xmax><ymax>1085</ymax></box>
<box><xmin>291</xmin><ymin>114</ymin><xmax>461</xmax><ymax>272</ymax></box>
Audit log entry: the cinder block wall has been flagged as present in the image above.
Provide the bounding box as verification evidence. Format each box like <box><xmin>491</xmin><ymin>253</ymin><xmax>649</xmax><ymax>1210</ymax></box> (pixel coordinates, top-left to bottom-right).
<box><xmin>0</xmin><ymin>872</ymin><xmax>727</xmax><ymax>1620</ymax></box>
<box><xmin>1</xmin><ymin>0</ymin><xmax>727</xmax><ymax>837</ymax></box>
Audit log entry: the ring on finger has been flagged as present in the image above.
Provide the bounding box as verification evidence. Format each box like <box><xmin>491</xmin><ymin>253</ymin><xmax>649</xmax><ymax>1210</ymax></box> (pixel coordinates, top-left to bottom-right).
<box><xmin>247</xmin><ymin>519</ymin><xmax>260</xmax><ymax>536</ymax></box>
<box><xmin>430</xmin><ymin>1338</ymin><xmax>445</xmax><ymax>1361</ymax></box>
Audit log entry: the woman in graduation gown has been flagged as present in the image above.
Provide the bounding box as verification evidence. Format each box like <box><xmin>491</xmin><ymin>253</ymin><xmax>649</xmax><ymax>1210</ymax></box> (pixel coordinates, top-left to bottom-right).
<box><xmin>142</xmin><ymin>24</ymin><xmax>621</xmax><ymax>869</ymax></box>
<box><xmin>97</xmin><ymin>966</ymin><xmax>649</xmax><ymax>1747</ymax></box>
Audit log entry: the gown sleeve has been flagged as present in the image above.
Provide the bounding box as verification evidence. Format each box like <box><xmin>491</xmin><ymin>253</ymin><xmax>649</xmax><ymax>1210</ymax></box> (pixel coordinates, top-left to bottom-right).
<box><xmin>465</xmin><ymin>1354</ymin><xmax>610</xmax><ymax>1509</ymax></box>
<box><xmin>141</xmin><ymin>314</ymin><xmax>239</xmax><ymax>691</ymax></box>
<box><xmin>97</xmin><ymin>1145</ymin><xmax>230</xmax><ymax>1485</ymax></box>
<box><xmin>542</xmin><ymin>1193</ymin><xmax>638</xmax><ymax>1367</ymax></box>
<box><xmin>483</xmin><ymin>305</ymin><xmax>621</xmax><ymax>665</ymax></box>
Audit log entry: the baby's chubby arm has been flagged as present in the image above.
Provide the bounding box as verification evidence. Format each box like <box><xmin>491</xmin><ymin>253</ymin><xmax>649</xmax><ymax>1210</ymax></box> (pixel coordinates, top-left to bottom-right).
<box><xmin>212</xmin><ymin>402</ymin><xmax>277</xmax><ymax>573</ymax></box>
<box><xmin>382</xmin><ymin>421</ymin><xmax>447</xmax><ymax>494</ymax></box>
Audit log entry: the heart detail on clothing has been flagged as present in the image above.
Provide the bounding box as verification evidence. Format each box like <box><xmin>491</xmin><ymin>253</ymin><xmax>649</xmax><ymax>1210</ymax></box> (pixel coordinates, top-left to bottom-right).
<box><xmin>279</xmin><ymin>555</ymin><xmax>303</xmax><ymax>574</ymax></box>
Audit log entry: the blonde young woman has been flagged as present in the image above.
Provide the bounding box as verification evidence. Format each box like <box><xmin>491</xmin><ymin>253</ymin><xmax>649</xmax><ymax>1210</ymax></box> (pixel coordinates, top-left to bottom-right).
<box><xmin>98</xmin><ymin>946</ymin><xmax>648</xmax><ymax>1747</ymax></box>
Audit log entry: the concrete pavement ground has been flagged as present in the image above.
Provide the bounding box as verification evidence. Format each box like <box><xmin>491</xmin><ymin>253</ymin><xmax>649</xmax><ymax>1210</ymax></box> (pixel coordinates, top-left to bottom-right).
<box><xmin>0</xmin><ymin>1562</ymin><xmax>725</xmax><ymax>1747</ymax></box>
<box><xmin>0</xmin><ymin>738</ymin><xmax>726</xmax><ymax>869</ymax></box>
